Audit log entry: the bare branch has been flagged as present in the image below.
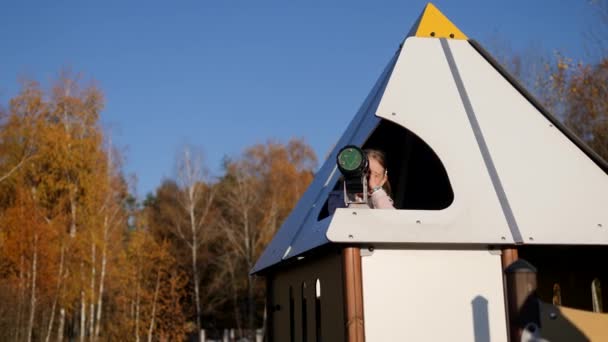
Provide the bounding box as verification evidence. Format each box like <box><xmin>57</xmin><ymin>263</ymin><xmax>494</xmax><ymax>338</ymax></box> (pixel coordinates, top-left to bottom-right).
<box><xmin>0</xmin><ymin>155</ymin><xmax>31</xmax><ymax>184</ymax></box>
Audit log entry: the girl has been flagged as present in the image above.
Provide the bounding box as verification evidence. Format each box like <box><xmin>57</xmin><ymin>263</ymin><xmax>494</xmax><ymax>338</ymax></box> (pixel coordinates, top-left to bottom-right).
<box><xmin>365</xmin><ymin>149</ymin><xmax>395</xmax><ymax>209</ymax></box>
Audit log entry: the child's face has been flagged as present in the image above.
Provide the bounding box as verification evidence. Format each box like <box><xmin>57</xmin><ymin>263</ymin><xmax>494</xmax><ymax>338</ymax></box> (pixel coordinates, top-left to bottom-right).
<box><xmin>368</xmin><ymin>157</ymin><xmax>386</xmax><ymax>189</ymax></box>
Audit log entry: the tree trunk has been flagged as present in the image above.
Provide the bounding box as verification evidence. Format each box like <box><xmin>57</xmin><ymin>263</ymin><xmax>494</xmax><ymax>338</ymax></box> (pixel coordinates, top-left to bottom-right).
<box><xmin>94</xmin><ymin>239</ymin><xmax>108</xmax><ymax>339</ymax></box>
<box><xmin>192</xmin><ymin>241</ymin><xmax>202</xmax><ymax>342</ymax></box>
<box><xmin>135</xmin><ymin>265</ymin><xmax>141</xmax><ymax>342</ymax></box>
<box><xmin>69</xmin><ymin>192</ymin><xmax>77</xmax><ymax>237</ymax></box>
<box><xmin>15</xmin><ymin>254</ymin><xmax>25</xmax><ymax>341</ymax></box>
<box><xmin>242</xmin><ymin>209</ymin><xmax>253</xmax><ymax>341</ymax></box>
<box><xmin>247</xmin><ymin>274</ymin><xmax>255</xmax><ymax>341</ymax></box>
<box><xmin>45</xmin><ymin>245</ymin><xmax>65</xmax><ymax>342</ymax></box>
<box><xmin>89</xmin><ymin>242</ymin><xmax>96</xmax><ymax>340</ymax></box>
<box><xmin>189</xmin><ymin>201</ymin><xmax>203</xmax><ymax>342</ymax></box>
<box><xmin>244</xmin><ymin>216</ymin><xmax>254</xmax><ymax>342</ymax></box>
<box><xmin>95</xmin><ymin>138</ymin><xmax>114</xmax><ymax>341</ymax></box>
<box><xmin>147</xmin><ymin>269</ymin><xmax>162</xmax><ymax>342</ymax></box>
<box><xmin>57</xmin><ymin>308</ymin><xmax>65</xmax><ymax>342</ymax></box>
<box><xmin>261</xmin><ymin>303</ymin><xmax>267</xmax><ymax>342</ymax></box>
<box><xmin>26</xmin><ymin>234</ymin><xmax>39</xmax><ymax>342</ymax></box>
<box><xmin>227</xmin><ymin>260</ymin><xmax>243</xmax><ymax>338</ymax></box>
<box><xmin>80</xmin><ymin>289</ymin><xmax>86</xmax><ymax>342</ymax></box>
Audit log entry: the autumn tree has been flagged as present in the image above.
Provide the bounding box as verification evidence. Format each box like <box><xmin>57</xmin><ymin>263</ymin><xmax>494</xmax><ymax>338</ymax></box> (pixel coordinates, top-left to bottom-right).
<box><xmin>0</xmin><ymin>72</ymin><xmax>132</xmax><ymax>342</ymax></box>
<box><xmin>0</xmin><ymin>79</ymin><xmax>67</xmax><ymax>342</ymax></box>
<box><xmin>0</xmin><ymin>73</ymin><xmax>320</xmax><ymax>342</ymax></box>
<box><xmin>559</xmin><ymin>1</ymin><xmax>608</xmax><ymax>160</ymax></box>
<box><xmin>558</xmin><ymin>59</ymin><xmax>608</xmax><ymax>160</ymax></box>
<box><xmin>537</xmin><ymin>1</ymin><xmax>608</xmax><ymax>161</ymax></box>
<box><xmin>106</xmin><ymin>227</ymin><xmax>189</xmax><ymax>341</ymax></box>
<box><xmin>143</xmin><ymin>146</ymin><xmax>224</xmax><ymax>341</ymax></box>
<box><xmin>41</xmin><ymin>72</ymin><xmax>115</xmax><ymax>342</ymax></box>
<box><xmin>216</xmin><ymin>138</ymin><xmax>316</xmax><ymax>339</ymax></box>
<box><xmin>1</xmin><ymin>184</ymin><xmax>61</xmax><ymax>341</ymax></box>
<box><xmin>487</xmin><ymin>0</ymin><xmax>608</xmax><ymax>162</ymax></box>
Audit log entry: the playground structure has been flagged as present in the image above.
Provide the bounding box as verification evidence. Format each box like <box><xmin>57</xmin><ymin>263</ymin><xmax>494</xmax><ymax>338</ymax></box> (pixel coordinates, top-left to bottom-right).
<box><xmin>252</xmin><ymin>3</ymin><xmax>608</xmax><ymax>341</ymax></box>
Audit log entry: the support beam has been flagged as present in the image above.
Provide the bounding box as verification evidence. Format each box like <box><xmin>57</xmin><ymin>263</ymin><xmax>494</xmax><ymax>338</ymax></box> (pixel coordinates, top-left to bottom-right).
<box><xmin>343</xmin><ymin>247</ymin><xmax>365</xmax><ymax>342</ymax></box>
<box><xmin>505</xmin><ymin>257</ymin><xmax>540</xmax><ymax>342</ymax></box>
<box><xmin>501</xmin><ymin>247</ymin><xmax>518</xmax><ymax>269</ymax></box>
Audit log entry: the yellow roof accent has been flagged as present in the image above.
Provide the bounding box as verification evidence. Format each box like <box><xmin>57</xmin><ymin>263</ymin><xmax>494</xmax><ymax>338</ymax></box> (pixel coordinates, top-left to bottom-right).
<box><xmin>410</xmin><ymin>3</ymin><xmax>467</xmax><ymax>40</ymax></box>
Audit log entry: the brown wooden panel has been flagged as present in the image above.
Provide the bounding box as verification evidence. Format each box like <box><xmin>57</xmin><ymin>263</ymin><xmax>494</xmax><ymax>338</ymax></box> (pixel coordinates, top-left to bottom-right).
<box><xmin>293</xmin><ymin>282</ymin><xmax>303</xmax><ymax>342</ymax></box>
<box><xmin>266</xmin><ymin>247</ymin><xmax>346</xmax><ymax>342</ymax></box>
<box><xmin>305</xmin><ymin>279</ymin><xmax>317</xmax><ymax>342</ymax></box>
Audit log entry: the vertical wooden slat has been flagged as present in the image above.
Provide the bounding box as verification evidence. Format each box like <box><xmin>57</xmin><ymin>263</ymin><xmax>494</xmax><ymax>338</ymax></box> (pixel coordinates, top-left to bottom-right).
<box><xmin>501</xmin><ymin>247</ymin><xmax>518</xmax><ymax>269</ymax></box>
<box><xmin>314</xmin><ymin>279</ymin><xmax>322</xmax><ymax>342</ymax></box>
<box><xmin>505</xmin><ymin>259</ymin><xmax>539</xmax><ymax>342</ymax></box>
<box><xmin>265</xmin><ymin>276</ymin><xmax>274</xmax><ymax>342</ymax></box>
<box><xmin>501</xmin><ymin>247</ymin><xmax>519</xmax><ymax>342</ymax></box>
<box><xmin>266</xmin><ymin>248</ymin><xmax>346</xmax><ymax>342</ymax></box>
<box><xmin>305</xmin><ymin>279</ymin><xmax>316</xmax><ymax>342</ymax></box>
<box><xmin>343</xmin><ymin>247</ymin><xmax>365</xmax><ymax>342</ymax></box>
<box><xmin>293</xmin><ymin>284</ymin><xmax>302</xmax><ymax>342</ymax></box>
<box><xmin>271</xmin><ymin>276</ymin><xmax>290</xmax><ymax>342</ymax></box>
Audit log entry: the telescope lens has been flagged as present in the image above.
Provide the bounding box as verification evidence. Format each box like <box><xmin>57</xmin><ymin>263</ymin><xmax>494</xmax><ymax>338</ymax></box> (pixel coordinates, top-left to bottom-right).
<box><xmin>337</xmin><ymin>146</ymin><xmax>367</xmax><ymax>175</ymax></box>
<box><xmin>336</xmin><ymin>145</ymin><xmax>369</xmax><ymax>205</ymax></box>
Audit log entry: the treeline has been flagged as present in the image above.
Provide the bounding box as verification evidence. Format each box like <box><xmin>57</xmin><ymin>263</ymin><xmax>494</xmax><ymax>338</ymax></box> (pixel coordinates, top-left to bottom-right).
<box><xmin>493</xmin><ymin>0</ymin><xmax>608</xmax><ymax>162</ymax></box>
<box><xmin>143</xmin><ymin>139</ymin><xmax>316</xmax><ymax>340</ymax></box>
<box><xmin>496</xmin><ymin>50</ymin><xmax>608</xmax><ymax>163</ymax></box>
<box><xmin>2</xmin><ymin>5</ymin><xmax>608</xmax><ymax>339</ymax></box>
<box><xmin>0</xmin><ymin>72</ymin><xmax>316</xmax><ymax>341</ymax></box>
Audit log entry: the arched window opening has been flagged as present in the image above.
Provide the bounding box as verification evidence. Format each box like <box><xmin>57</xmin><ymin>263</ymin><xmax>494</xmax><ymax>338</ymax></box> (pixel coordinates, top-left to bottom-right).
<box><xmin>363</xmin><ymin>120</ymin><xmax>453</xmax><ymax>210</ymax></box>
<box><xmin>318</xmin><ymin>119</ymin><xmax>453</xmax><ymax>220</ymax></box>
<box><xmin>315</xmin><ymin>278</ymin><xmax>322</xmax><ymax>341</ymax></box>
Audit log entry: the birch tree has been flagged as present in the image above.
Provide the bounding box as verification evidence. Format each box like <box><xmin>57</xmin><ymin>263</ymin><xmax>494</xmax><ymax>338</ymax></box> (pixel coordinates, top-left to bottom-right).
<box><xmin>173</xmin><ymin>145</ymin><xmax>216</xmax><ymax>341</ymax></box>
<box><xmin>0</xmin><ymin>72</ymin><xmax>131</xmax><ymax>342</ymax></box>
<box><xmin>217</xmin><ymin>138</ymin><xmax>316</xmax><ymax>339</ymax></box>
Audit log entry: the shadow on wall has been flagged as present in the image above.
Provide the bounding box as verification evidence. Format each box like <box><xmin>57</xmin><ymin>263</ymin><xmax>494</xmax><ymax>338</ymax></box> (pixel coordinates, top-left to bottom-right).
<box><xmin>471</xmin><ymin>296</ymin><xmax>490</xmax><ymax>342</ymax></box>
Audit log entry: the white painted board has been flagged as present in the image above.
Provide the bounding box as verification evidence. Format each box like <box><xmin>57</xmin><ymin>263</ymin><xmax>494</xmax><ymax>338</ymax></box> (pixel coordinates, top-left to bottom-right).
<box><xmin>362</xmin><ymin>248</ymin><xmax>508</xmax><ymax>342</ymax></box>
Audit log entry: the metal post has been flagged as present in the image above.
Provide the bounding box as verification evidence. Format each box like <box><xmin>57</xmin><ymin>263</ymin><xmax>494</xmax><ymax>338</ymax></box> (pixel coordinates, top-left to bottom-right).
<box><xmin>343</xmin><ymin>247</ymin><xmax>365</xmax><ymax>342</ymax></box>
<box><xmin>504</xmin><ymin>259</ymin><xmax>540</xmax><ymax>341</ymax></box>
<box><xmin>501</xmin><ymin>247</ymin><xmax>518</xmax><ymax>269</ymax></box>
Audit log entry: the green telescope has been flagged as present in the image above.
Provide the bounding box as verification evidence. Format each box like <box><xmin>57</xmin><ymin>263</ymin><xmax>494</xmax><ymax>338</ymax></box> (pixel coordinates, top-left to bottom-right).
<box><xmin>337</xmin><ymin>145</ymin><xmax>369</xmax><ymax>177</ymax></box>
<box><xmin>336</xmin><ymin>145</ymin><xmax>369</xmax><ymax>205</ymax></box>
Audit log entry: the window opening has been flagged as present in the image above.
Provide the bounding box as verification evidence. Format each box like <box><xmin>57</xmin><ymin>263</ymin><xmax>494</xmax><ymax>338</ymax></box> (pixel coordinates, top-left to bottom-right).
<box><xmin>315</xmin><ymin>278</ymin><xmax>322</xmax><ymax>341</ymax></box>
<box><xmin>317</xmin><ymin>119</ymin><xmax>453</xmax><ymax>220</ymax></box>
<box><xmin>520</xmin><ymin>246</ymin><xmax>608</xmax><ymax>312</ymax></box>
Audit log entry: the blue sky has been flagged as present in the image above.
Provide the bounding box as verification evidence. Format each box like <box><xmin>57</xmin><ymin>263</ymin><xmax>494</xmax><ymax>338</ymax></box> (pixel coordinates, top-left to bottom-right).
<box><xmin>0</xmin><ymin>1</ymin><xmax>601</xmax><ymax>197</ymax></box>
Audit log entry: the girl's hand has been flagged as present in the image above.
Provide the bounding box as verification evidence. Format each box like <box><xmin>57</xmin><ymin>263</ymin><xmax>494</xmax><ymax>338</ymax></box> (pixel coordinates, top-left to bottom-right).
<box><xmin>368</xmin><ymin>171</ymin><xmax>386</xmax><ymax>192</ymax></box>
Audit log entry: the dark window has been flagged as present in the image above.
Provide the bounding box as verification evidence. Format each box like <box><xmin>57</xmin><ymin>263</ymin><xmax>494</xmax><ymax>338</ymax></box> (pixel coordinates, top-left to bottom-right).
<box><xmin>363</xmin><ymin>120</ymin><xmax>453</xmax><ymax>210</ymax></box>
<box><xmin>318</xmin><ymin>119</ymin><xmax>454</xmax><ymax>220</ymax></box>
<box><xmin>520</xmin><ymin>246</ymin><xmax>608</xmax><ymax>311</ymax></box>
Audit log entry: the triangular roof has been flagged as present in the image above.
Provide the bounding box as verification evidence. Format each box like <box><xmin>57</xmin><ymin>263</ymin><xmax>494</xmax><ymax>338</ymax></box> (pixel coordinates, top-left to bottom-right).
<box><xmin>252</xmin><ymin>3</ymin><xmax>608</xmax><ymax>274</ymax></box>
